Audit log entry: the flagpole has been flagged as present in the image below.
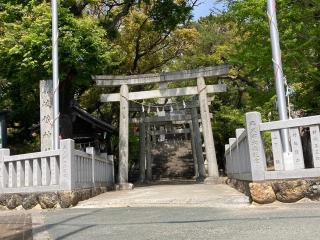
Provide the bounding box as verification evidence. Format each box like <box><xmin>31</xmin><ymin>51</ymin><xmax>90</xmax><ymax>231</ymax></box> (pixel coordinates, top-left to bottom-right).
<box><xmin>267</xmin><ymin>0</ymin><xmax>290</xmax><ymax>152</ymax></box>
<box><xmin>51</xmin><ymin>0</ymin><xmax>60</xmax><ymax>149</ymax></box>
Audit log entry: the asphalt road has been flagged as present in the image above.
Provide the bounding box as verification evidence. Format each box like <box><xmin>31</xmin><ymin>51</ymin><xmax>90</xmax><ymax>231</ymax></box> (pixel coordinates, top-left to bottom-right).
<box><xmin>40</xmin><ymin>203</ymin><xmax>320</xmax><ymax>240</ymax></box>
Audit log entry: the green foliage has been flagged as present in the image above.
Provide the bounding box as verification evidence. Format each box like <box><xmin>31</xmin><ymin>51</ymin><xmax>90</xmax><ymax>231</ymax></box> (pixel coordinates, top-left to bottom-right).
<box><xmin>149</xmin><ymin>0</ymin><xmax>192</xmax><ymax>32</ymax></box>
<box><xmin>0</xmin><ymin>1</ymin><xmax>120</xmax><ymax>83</ymax></box>
<box><xmin>225</xmin><ymin>0</ymin><xmax>320</xmax><ymax>111</ymax></box>
<box><xmin>0</xmin><ymin>0</ymin><xmax>197</xmax><ymax>156</ymax></box>
<box><xmin>0</xmin><ymin>1</ymin><xmax>120</xmax><ymax>150</ymax></box>
<box><xmin>1</xmin><ymin>0</ymin><xmax>318</xmax><ymax>172</ymax></box>
<box><xmin>172</xmin><ymin>0</ymin><xmax>319</xmax><ymax>165</ymax></box>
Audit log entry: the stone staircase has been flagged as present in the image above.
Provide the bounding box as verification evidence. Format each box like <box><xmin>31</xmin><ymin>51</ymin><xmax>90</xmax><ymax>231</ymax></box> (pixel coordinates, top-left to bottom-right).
<box><xmin>129</xmin><ymin>140</ymin><xmax>196</xmax><ymax>183</ymax></box>
<box><xmin>151</xmin><ymin>140</ymin><xmax>195</xmax><ymax>181</ymax></box>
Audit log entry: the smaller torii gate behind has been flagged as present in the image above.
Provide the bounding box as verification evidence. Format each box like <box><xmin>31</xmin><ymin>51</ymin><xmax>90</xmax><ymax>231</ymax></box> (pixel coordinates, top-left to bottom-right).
<box><xmin>94</xmin><ymin>64</ymin><xmax>229</xmax><ymax>189</ymax></box>
<box><xmin>130</xmin><ymin>99</ymin><xmax>217</xmax><ymax>182</ymax></box>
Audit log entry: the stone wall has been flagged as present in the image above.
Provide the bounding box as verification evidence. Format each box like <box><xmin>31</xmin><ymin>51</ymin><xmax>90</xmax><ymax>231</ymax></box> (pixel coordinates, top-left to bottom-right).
<box><xmin>227</xmin><ymin>178</ymin><xmax>320</xmax><ymax>204</ymax></box>
<box><xmin>226</xmin><ymin>178</ymin><xmax>251</xmax><ymax>197</ymax></box>
<box><xmin>0</xmin><ymin>185</ymin><xmax>115</xmax><ymax>210</ymax></box>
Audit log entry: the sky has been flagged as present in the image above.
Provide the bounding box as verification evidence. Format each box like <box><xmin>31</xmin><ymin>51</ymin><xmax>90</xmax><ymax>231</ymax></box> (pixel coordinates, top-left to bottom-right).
<box><xmin>192</xmin><ymin>0</ymin><xmax>225</xmax><ymax>20</ymax></box>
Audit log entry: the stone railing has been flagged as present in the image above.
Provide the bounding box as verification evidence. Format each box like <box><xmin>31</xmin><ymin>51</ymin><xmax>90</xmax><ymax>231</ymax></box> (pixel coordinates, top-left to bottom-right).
<box><xmin>225</xmin><ymin>128</ymin><xmax>252</xmax><ymax>181</ymax></box>
<box><xmin>0</xmin><ymin>139</ymin><xmax>114</xmax><ymax>194</ymax></box>
<box><xmin>225</xmin><ymin>112</ymin><xmax>320</xmax><ymax>181</ymax></box>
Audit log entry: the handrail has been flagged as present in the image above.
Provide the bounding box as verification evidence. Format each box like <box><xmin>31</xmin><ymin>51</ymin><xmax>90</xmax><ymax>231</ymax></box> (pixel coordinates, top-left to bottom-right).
<box><xmin>74</xmin><ymin>149</ymin><xmax>91</xmax><ymax>158</ymax></box>
<box><xmin>225</xmin><ymin>130</ymin><xmax>247</xmax><ymax>153</ymax></box>
<box><xmin>0</xmin><ymin>139</ymin><xmax>115</xmax><ymax>194</ymax></box>
<box><xmin>260</xmin><ymin>115</ymin><xmax>320</xmax><ymax>131</ymax></box>
<box><xmin>237</xmin><ymin>130</ymin><xmax>247</xmax><ymax>142</ymax></box>
<box><xmin>4</xmin><ymin>150</ymin><xmax>60</xmax><ymax>162</ymax></box>
<box><xmin>95</xmin><ymin>154</ymin><xmax>113</xmax><ymax>164</ymax></box>
<box><xmin>225</xmin><ymin>112</ymin><xmax>320</xmax><ymax>182</ymax></box>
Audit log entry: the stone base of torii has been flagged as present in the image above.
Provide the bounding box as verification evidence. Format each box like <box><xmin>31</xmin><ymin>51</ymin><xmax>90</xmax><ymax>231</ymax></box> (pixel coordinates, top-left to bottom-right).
<box><xmin>94</xmin><ymin>64</ymin><xmax>229</xmax><ymax>188</ymax></box>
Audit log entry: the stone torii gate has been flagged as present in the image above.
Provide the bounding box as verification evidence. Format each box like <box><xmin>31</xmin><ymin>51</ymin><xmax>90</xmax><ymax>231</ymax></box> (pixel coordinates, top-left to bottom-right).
<box><xmin>94</xmin><ymin>64</ymin><xmax>229</xmax><ymax>188</ymax></box>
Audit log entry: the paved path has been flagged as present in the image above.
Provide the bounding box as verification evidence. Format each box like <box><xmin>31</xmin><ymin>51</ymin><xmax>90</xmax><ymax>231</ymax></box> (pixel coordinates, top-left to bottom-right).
<box><xmin>41</xmin><ymin>183</ymin><xmax>320</xmax><ymax>239</ymax></box>
<box><xmin>3</xmin><ymin>183</ymin><xmax>320</xmax><ymax>239</ymax></box>
<box><xmin>75</xmin><ymin>183</ymin><xmax>250</xmax><ymax>208</ymax></box>
<box><xmin>0</xmin><ymin>212</ymin><xmax>33</xmax><ymax>240</ymax></box>
<box><xmin>0</xmin><ymin>210</ymin><xmax>50</xmax><ymax>240</ymax></box>
<box><xmin>43</xmin><ymin>201</ymin><xmax>320</xmax><ymax>240</ymax></box>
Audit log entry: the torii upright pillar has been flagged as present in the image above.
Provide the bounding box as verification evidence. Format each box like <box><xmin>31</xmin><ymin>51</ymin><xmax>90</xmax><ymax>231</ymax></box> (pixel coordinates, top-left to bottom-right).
<box><xmin>118</xmin><ymin>84</ymin><xmax>133</xmax><ymax>189</ymax></box>
<box><xmin>191</xmin><ymin>105</ymin><xmax>206</xmax><ymax>181</ymax></box>
<box><xmin>139</xmin><ymin>112</ymin><xmax>146</xmax><ymax>183</ymax></box>
<box><xmin>189</xmin><ymin>120</ymin><xmax>199</xmax><ymax>178</ymax></box>
<box><xmin>197</xmin><ymin>77</ymin><xmax>219</xmax><ymax>180</ymax></box>
<box><xmin>146</xmin><ymin>123</ymin><xmax>152</xmax><ymax>182</ymax></box>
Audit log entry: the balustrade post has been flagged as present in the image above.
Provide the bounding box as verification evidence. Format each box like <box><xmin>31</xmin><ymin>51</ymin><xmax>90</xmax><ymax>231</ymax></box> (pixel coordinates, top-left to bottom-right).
<box><xmin>50</xmin><ymin>156</ymin><xmax>59</xmax><ymax>185</ymax></box>
<box><xmin>41</xmin><ymin>157</ymin><xmax>50</xmax><ymax>186</ymax></box>
<box><xmin>310</xmin><ymin>126</ymin><xmax>320</xmax><ymax>168</ymax></box>
<box><xmin>17</xmin><ymin>160</ymin><xmax>25</xmax><ymax>187</ymax></box>
<box><xmin>101</xmin><ymin>153</ymin><xmax>108</xmax><ymax>185</ymax></box>
<box><xmin>229</xmin><ymin>138</ymin><xmax>236</xmax><ymax>178</ymax></box>
<box><xmin>25</xmin><ymin>159</ymin><xmax>32</xmax><ymax>187</ymax></box>
<box><xmin>0</xmin><ymin>149</ymin><xmax>9</xmax><ymax>188</ymax></box>
<box><xmin>245</xmin><ymin>112</ymin><xmax>266</xmax><ymax>181</ymax></box>
<box><xmin>107</xmin><ymin>155</ymin><xmax>115</xmax><ymax>184</ymax></box>
<box><xmin>86</xmin><ymin>147</ymin><xmax>95</xmax><ymax>187</ymax></box>
<box><xmin>60</xmin><ymin>139</ymin><xmax>75</xmax><ymax>190</ymax></box>
<box><xmin>236</xmin><ymin>128</ymin><xmax>245</xmax><ymax>176</ymax></box>
<box><xmin>224</xmin><ymin>144</ymin><xmax>230</xmax><ymax>176</ymax></box>
<box><xmin>32</xmin><ymin>159</ymin><xmax>41</xmax><ymax>186</ymax></box>
<box><xmin>271</xmin><ymin>130</ymin><xmax>284</xmax><ymax>170</ymax></box>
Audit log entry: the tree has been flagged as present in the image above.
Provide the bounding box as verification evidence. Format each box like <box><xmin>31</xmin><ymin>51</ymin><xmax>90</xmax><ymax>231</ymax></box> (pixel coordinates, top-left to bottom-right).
<box><xmin>223</xmin><ymin>0</ymin><xmax>320</xmax><ymax>114</ymax></box>
<box><xmin>0</xmin><ymin>1</ymin><xmax>120</xmax><ymax>150</ymax></box>
<box><xmin>78</xmin><ymin>2</ymin><xmax>198</xmax><ymax>166</ymax></box>
<box><xmin>171</xmin><ymin>0</ymin><xmax>319</xmax><ymax>168</ymax></box>
<box><xmin>116</xmin><ymin>9</ymin><xmax>198</xmax><ymax>75</ymax></box>
<box><xmin>0</xmin><ymin>0</ymin><xmax>198</xmax><ymax>153</ymax></box>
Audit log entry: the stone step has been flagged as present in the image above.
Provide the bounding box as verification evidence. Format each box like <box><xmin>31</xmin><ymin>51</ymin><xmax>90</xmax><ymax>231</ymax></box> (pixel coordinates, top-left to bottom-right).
<box><xmin>131</xmin><ymin>140</ymin><xmax>195</xmax><ymax>182</ymax></box>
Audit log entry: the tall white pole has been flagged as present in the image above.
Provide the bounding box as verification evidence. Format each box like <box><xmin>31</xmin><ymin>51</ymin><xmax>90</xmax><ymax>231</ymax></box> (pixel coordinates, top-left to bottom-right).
<box><xmin>51</xmin><ymin>0</ymin><xmax>60</xmax><ymax>149</ymax></box>
<box><xmin>267</xmin><ymin>0</ymin><xmax>290</xmax><ymax>152</ymax></box>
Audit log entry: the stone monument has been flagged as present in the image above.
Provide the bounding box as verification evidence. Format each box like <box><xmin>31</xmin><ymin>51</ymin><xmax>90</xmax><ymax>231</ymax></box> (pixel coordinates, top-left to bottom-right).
<box><xmin>40</xmin><ymin>80</ymin><xmax>54</xmax><ymax>151</ymax></box>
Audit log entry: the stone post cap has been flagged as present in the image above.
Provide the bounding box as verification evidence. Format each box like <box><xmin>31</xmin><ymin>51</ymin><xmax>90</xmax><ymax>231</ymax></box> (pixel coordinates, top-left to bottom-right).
<box><xmin>86</xmin><ymin>147</ymin><xmax>94</xmax><ymax>155</ymax></box>
<box><xmin>245</xmin><ymin>111</ymin><xmax>262</xmax><ymax>117</ymax></box>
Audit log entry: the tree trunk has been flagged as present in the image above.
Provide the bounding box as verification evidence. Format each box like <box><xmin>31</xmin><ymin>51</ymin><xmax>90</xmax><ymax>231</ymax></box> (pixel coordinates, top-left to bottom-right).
<box><xmin>59</xmin><ymin>68</ymin><xmax>77</xmax><ymax>139</ymax></box>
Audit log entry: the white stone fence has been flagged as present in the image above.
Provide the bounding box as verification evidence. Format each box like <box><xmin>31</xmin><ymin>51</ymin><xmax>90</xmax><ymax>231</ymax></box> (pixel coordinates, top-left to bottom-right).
<box><xmin>225</xmin><ymin>112</ymin><xmax>320</xmax><ymax>181</ymax></box>
<box><xmin>0</xmin><ymin>139</ymin><xmax>114</xmax><ymax>193</ymax></box>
